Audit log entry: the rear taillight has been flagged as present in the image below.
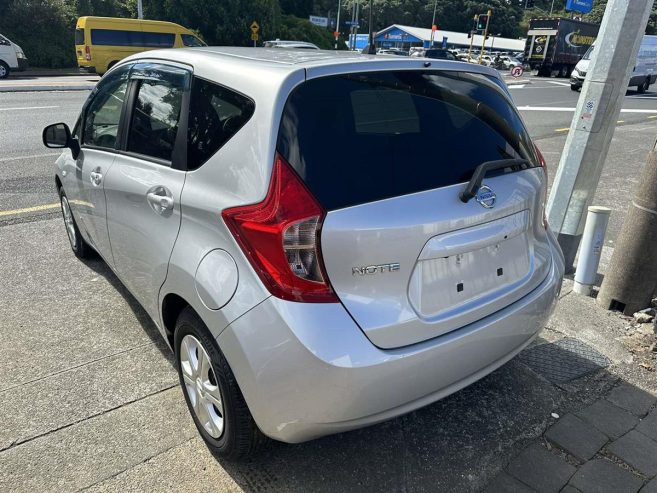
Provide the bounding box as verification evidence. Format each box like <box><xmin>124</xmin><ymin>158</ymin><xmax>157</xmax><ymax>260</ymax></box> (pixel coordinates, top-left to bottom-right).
<box><xmin>534</xmin><ymin>143</ymin><xmax>549</xmax><ymax>228</ymax></box>
<box><xmin>222</xmin><ymin>153</ymin><xmax>338</xmax><ymax>303</ymax></box>
<box><xmin>85</xmin><ymin>46</ymin><xmax>91</xmax><ymax>61</ymax></box>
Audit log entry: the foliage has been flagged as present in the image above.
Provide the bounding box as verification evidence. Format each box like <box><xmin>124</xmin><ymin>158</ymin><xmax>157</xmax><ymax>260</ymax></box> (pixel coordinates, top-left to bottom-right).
<box><xmin>3</xmin><ymin>0</ymin><xmax>657</xmax><ymax>68</ymax></box>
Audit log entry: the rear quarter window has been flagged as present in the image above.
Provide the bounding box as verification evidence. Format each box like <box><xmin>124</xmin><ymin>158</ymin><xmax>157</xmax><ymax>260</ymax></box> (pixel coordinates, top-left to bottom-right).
<box><xmin>277</xmin><ymin>70</ymin><xmax>538</xmax><ymax>211</ymax></box>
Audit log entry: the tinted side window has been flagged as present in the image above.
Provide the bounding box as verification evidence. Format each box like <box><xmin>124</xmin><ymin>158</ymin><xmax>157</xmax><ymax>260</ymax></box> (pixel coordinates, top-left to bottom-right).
<box><xmin>277</xmin><ymin>71</ymin><xmax>538</xmax><ymax>211</ymax></box>
<box><xmin>141</xmin><ymin>32</ymin><xmax>175</xmax><ymax>47</ymax></box>
<box><xmin>187</xmin><ymin>77</ymin><xmax>255</xmax><ymax>170</ymax></box>
<box><xmin>82</xmin><ymin>66</ymin><xmax>130</xmax><ymax>149</ymax></box>
<box><xmin>127</xmin><ymin>67</ymin><xmax>186</xmax><ymax>162</ymax></box>
<box><xmin>90</xmin><ymin>29</ymin><xmax>174</xmax><ymax>47</ymax></box>
<box><xmin>181</xmin><ymin>34</ymin><xmax>205</xmax><ymax>47</ymax></box>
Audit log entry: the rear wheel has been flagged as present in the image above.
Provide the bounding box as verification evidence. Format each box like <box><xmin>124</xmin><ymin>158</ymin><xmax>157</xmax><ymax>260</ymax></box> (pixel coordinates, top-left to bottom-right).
<box><xmin>638</xmin><ymin>78</ymin><xmax>650</xmax><ymax>93</ymax></box>
<box><xmin>174</xmin><ymin>308</ymin><xmax>267</xmax><ymax>460</ymax></box>
<box><xmin>0</xmin><ymin>61</ymin><xmax>9</xmax><ymax>79</ymax></box>
<box><xmin>59</xmin><ymin>188</ymin><xmax>92</xmax><ymax>259</ymax></box>
<box><xmin>570</xmin><ymin>84</ymin><xmax>580</xmax><ymax>92</ymax></box>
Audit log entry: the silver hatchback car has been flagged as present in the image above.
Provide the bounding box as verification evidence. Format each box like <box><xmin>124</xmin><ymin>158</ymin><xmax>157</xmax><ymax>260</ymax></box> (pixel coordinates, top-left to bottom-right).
<box><xmin>43</xmin><ymin>48</ymin><xmax>564</xmax><ymax>459</ymax></box>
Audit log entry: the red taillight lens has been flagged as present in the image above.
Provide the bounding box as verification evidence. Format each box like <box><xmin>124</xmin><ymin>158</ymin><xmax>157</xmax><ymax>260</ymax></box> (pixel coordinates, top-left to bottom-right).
<box><xmin>222</xmin><ymin>153</ymin><xmax>338</xmax><ymax>303</ymax></box>
<box><xmin>85</xmin><ymin>46</ymin><xmax>91</xmax><ymax>61</ymax></box>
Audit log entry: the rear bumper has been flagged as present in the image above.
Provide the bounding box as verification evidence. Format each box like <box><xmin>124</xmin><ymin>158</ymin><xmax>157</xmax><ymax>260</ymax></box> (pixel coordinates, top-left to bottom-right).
<box><xmin>219</xmin><ymin>232</ymin><xmax>565</xmax><ymax>443</ymax></box>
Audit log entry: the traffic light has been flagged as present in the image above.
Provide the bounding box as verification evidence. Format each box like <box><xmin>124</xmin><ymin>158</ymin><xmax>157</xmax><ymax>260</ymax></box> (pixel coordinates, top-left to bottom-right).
<box><xmin>477</xmin><ymin>14</ymin><xmax>488</xmax><ymax>31</ymax></box>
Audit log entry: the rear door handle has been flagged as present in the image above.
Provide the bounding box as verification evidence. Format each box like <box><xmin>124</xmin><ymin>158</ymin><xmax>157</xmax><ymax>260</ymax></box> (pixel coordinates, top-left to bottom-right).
<box><xmin>146</xmin><ymin>186</ymin><xmax>174</xmax><ymax>214</ymax></box>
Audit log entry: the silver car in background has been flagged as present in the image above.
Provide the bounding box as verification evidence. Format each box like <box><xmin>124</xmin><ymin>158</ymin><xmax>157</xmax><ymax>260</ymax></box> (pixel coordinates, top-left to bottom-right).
<box><xmin>43</xmin><ymin>48</ymin><xmax>564</xmax><ymax>459</ymax></box>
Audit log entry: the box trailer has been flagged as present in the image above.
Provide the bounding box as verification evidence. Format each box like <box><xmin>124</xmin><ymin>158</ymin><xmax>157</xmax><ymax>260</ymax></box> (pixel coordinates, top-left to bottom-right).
<box><xmin>524</xmin><ymin>18</ymin><xmax>599</xmax><ymax>77</ymax></box>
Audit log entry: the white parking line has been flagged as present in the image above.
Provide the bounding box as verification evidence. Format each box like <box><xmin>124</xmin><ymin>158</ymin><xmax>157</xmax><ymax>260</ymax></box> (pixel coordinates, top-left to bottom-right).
<box><xmin>0</xmin><ymin>105</ymin><xmax>59</xmax><ymax>111</ymax></box>
<box><xmin>0</xmin><ymin>152</ymin><xmax>60</xmax><ymax>163</ymax></box>
<box><xmin>546</xmin><ymin>81</ymin><xmax>572</xmax><ymax>87</ymax></box>
<box><xmin>517</xmin><ymin>106</ymin><xmax>657</xmax><ymax>113</ymax></box>
<box><xmin>508</xmin><ymin>85</ymin><xmax>526</xmax><ymax>89</ymax></box>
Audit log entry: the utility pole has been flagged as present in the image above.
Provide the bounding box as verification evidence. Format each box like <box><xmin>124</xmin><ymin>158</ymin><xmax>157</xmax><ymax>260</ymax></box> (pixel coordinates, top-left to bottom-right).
<box><xmin>335</xmin><ymin>0</ymin><xmax>341</xmax><ymax>49</ymax></box>
<box><xmin>545</xmin><ymin>0</ymin><xmax>653</xmax><ymax>272</ymax></box>
<box><xmin>367</xmin><ymin>0</ymin><xmax>375</xmax><ymax>54</ymax></box>
<box><xmin>597</xmin><ymin>140</ymin><xmax>657</xmax><ymax>314</ymax></box>
<box><xmin>467</xmin><ymin>15</ymin><xmax>477</xmax><ymax>62</ymax></box>
<box><xmin>137</xmin><ymin>0</ymin><xmax>143</xmax><ymax>19</ymax></box>
<box><xmin>430</xmin><ymin>0</ymin><xmax>438</xmax><ymax>46</ymax></box>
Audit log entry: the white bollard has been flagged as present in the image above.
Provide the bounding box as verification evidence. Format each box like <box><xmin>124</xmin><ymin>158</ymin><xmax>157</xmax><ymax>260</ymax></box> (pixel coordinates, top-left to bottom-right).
<box><xmin>573</xmin><ymin>206</ymin><xmax>611</xmax><ymax>296</ymax></box>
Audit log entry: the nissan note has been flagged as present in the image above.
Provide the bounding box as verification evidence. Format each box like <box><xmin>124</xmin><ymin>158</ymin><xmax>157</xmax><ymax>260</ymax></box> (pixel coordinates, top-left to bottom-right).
<box><xmin>43</xmin><ymin>47</ymin><xmax>565</xmax><ymax>459</ymax></box>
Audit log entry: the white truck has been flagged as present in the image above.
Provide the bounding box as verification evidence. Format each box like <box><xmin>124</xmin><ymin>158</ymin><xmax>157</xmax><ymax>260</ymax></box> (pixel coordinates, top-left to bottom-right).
<box><xmin>570</xmin><ymin>35</ymin><xmax>657</xmax><ymax>93</ymax></box>
<box><xmin>0</xmin><ymin>33</ymin><xmax>28</xmax><ymax>79</ymax></box>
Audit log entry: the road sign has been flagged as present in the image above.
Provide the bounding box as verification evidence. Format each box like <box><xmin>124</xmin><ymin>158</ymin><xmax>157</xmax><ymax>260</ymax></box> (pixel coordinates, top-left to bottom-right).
<box><xmin>565</xmin><ymin>0</ymin><xmax>593</xmax><ymax>14</ymax></box>
<box><xmin>431</xmin><ymin>24</ymin><xmax>437</xmax><ymax>32</ymax></box>
<box><xmin>345</xmin><ymin>21</ymin><xmax>359</xmax><ymax>26</ymax></box>
<box><xmin>333</xmin><ymin>31</ymin><xmax>340</xmax><ymax>38</ymax></box>
<box><xmin>511</xmin><ymin>65</ymin><xmax>524</xmax><ymax>78</ymax></box>
<box><xmin>250</xmin><ymin>21</ymin><xmax>259</xmax><ymax>34</ymax></box>
<box><xmin>251</xmin><ymin>33</ymin><xmax>259</xmax><ymax>41</ymax></box>
<box><xmin>309</xmin><ymin>15</ymin><xmax>329</xmax><ymax>27</ymax></box>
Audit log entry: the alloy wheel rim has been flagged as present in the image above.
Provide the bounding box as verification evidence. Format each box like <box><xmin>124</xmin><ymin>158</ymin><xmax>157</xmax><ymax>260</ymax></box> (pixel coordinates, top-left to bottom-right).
<box><xmin>179</xmin><ymin>334</ymin><xmax>224</xmax><ymax>438</ymax></box>
<box><xmin>0</xmin><ymin>66</ymin><xmax>6</xmax><ymax>77</ymax></box>
<box><xmin>61</xmin><ymin>196</ymin><xmax>77</xmax><ymax>248</ymax></box>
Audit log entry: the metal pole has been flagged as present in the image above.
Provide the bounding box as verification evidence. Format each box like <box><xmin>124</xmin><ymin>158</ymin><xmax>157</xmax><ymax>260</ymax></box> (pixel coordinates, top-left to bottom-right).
<box><xmin>550</xmin><ymin>0</ymin><xmax>555</xmax><ymax>16</ymax></box>
<box><xmin>137</xmin><ymin>0</ymin><xmax>143</xmax><ymax>19</ymax></box>
<box><xmin>545</xmin><ymin>0</ymin><xmax>653</xmax><ymax>272</ymax></box>
<box><xmin>335</xmin><ymin>0</ymin><xmax>341</xmax><ymax>49</ymax></box>
<box><xmin>597</xmin><ymin>140</ymin><xmax>657</xmax><ymax>314</ymax></box>
<box><xmin>367</xmin><ymin>0</ymin><xmax>375</xmax><ymax>54</ymax></box>
<box><xmin>573</xmin><ymin>206</ymin><xmax>611</xmax><ymax>296</ymax></box>
<box><xmin>430</xmin><ymin>0</ymin><xmax>438</xmax><ymax>46</ymax></box>
<box><xmin>467</xmin><ymin>15</ymin><xmax>476</xmax><ymax>63</ymax></box>
<box><xmin>478</xmin><ymin>10</ymin><xmax>491</xmax><ymax>65</ymax></box>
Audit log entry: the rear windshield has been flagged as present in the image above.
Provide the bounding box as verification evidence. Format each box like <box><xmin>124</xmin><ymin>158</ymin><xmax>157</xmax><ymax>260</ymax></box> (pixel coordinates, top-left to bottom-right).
<box><xmin>75</xmin><ymin>28</ymin><xmax>84</xmax><ymax>45</ymax></box>
<box><xmin>277</xmin><ymin>70</ymin><xmax>539</xmax><ymax>211</ymax></box>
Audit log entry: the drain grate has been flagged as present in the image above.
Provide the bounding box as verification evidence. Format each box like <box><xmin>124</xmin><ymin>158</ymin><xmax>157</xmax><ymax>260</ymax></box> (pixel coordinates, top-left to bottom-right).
<box><xmin>518</xmin><ymin>338</ymin><xmax>611</xmax><ymax>383</ymax></box>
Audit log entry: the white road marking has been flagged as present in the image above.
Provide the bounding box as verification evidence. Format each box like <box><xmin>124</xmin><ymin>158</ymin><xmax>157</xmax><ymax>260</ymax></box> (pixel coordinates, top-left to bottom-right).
<box><xmin>0</xmin><ymin>152</ymin><xmax>60</xmax><ymax>163</ymax></box>
<box><xmin>517</xmin><ymin>106</ymin><xmax>657</xmax><ymax>114</ymax></box>
<box><xmin>508</xmin><ymin>85</ymin><xmax>526</xmax><ymax>89</ymax></box>
<box><xmin>546</xmin><ymin>81</ymin><xmax>572</xmax><ymax>87</ymax></box>
<box><xmin>0</xmin><ymin>105</ymin><xmax>59</xmax><ymax>111</ymax></box>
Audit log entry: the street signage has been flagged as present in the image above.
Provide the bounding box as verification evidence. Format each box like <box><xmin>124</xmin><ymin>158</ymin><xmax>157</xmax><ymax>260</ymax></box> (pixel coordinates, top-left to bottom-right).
<box><xmin>309</xmin><ymin>15</ymin><xmax>329</xmax><ymax>27</ymax></box>
<box><xmin>345</xmin><ymin>21</ymin><xmax>359</xmax><ymax>26</ymax></box>
<box><xmin>441</xmin><ymin>36</ymin><xmax>448</xmax><ymax>49</ymax></box>
<box><xmin>565</xmin><ymin>0</ymin><xmax>593</xmax><ymax>14</ymax></box>
<box><xmin>250</xmin><ymin>21</ymin><xmax>259</xmax><ymax>34</ymax></box>
<box><xmin>511</xmin><ymin>65</ymin><xmax>524</xmax><ymax>78</ymax></box>
<box><xmin>251</xmin><ymin>33</ymin><xmax>259</xmax><ymax>41</ymax></box>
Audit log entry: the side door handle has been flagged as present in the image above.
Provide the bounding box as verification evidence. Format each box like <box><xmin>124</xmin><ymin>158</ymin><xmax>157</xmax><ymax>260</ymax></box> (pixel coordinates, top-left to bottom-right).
<box><xmin>146</xmin><ymin>186</ymin><xmax>174</xmax><ymax>214</ymax></box>
<box><xmin>90</xmin><ymin>168</ymin><xmax>103</xmax><ymax>187</ymax></box>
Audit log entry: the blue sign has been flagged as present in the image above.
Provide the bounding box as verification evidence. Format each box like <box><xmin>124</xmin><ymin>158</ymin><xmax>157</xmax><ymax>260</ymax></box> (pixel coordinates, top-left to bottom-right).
<box><xmin>441</xmin><ymin>36</ymin><xmax>448</xmax><ymax>49</ymax></box>
<box><xmin>565</xmin><ymin>0</ymin><xmax>593</xmax><ymax>14</ymax></box>
<box><xmin>374</xmin><ymin>27</ymin><xmax>422</xmax><ymax>44</ymax></box>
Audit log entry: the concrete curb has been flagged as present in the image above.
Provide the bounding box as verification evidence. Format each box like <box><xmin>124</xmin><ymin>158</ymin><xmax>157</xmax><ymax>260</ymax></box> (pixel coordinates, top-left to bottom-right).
<box><xmin>505</xmin><ymin>78</ymin><xmax>533</xmax><ymax>86</ymax></box>
<box><xmin>0</xmin><ymin>85</ymin><xmax>95</xmax><ymax>92</ymax></box>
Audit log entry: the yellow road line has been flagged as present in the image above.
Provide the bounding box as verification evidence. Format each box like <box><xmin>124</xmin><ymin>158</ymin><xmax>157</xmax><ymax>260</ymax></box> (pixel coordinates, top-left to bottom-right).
<box><xmin>649</xmin><ymin>115</ymin><xmax>657</xmax><ymax>119</ymax></box>
<box><xmin>0</xmin><ymin>203</ymin><xmax>60</xmax><ymax>217</ymax></box>
<box><xmin>617</xmin><ymin>120</ymin><xmax>625</xmax><ymax>124</ymax></box>
<box><xmin>555</xmin><ymin>128</ymin><xmax>570</xmax><ymax>132</ymax></box>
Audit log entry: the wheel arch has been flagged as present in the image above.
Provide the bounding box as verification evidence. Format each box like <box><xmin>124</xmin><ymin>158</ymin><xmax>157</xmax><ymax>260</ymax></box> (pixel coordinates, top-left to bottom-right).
<box><xmin>161</xmin><ymin>292</ymin><xmax>192</xmax><ymax>348</ymax></box>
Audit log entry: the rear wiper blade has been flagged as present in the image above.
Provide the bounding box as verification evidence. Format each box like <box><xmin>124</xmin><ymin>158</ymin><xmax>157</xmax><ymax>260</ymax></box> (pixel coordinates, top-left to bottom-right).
<box><xmin>459</xmin><ymin>159</ymin><xmax>530</xmax><ymax>203</ymax></box>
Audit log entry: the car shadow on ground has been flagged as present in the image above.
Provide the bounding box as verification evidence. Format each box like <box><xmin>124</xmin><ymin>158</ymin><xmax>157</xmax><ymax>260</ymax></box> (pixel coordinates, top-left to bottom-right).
<box><xmin>79</xmin><ymin>254</ymin><xmax>175</xmax><ymax>368</ymax></box>
<box><xmin>213</xmin><ymin>339</ymin><xmax>640</xmax><ymax>492</ymax></box>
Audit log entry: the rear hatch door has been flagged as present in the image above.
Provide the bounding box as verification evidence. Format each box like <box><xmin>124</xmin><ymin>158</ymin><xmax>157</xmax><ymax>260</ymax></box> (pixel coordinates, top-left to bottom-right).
<box><xmin>277</xmin><ymin>68</ymin><xmax>552</xmax><ymax>349</ymax></box>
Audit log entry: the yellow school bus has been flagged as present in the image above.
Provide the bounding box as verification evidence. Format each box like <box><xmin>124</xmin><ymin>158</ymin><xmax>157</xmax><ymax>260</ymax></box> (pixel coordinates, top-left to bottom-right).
<box><xmin>75</xmin><ymin>16</ymin><xmax>205</xmax><ymax>75</ymax></box>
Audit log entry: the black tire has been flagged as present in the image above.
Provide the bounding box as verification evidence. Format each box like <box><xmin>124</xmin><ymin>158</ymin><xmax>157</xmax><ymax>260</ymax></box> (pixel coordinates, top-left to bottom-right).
<box><xmin>638</xmin><ymin>78</ymin><xmax>650</xmax><ymax>94</ymax></box>
<box><xmin>0</xmin><ymin>61</ymin><xmax>9</xmax><ymax>79</ymax></box>
<box><xmin>570</xmin><ymin>84</ymin><xmax>580</xmax><ymax>92</ymax></box>
<box><xmin>59</xmin><ymin>188</ymin><xmax>93</xmax><ymax>259</ymax></box>
<box><xmin>174</xmin><ymin>307</ymin><xmax>267</xmax><ymax>460</ymax></box>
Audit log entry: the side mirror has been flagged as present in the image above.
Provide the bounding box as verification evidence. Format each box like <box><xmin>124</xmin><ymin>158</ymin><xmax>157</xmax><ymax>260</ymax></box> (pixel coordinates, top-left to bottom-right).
<box><xmin>42</xmin><ymin>122</ymin><xmax>80</xmax><ymax>159</ymax></box>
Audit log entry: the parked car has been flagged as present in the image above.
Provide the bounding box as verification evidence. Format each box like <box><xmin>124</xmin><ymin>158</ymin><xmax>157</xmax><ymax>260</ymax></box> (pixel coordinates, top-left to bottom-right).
<box><xmin>501</xmin><ymin>55</ymin><xmax>522</xmax><ymax>69</ymax></box>
<box><xmin>43</xmin><ymin>48</ymin><xmax>564</xmax><ymax>459</ymax></box>
<box><xmin>264</xmin><ymin>40</ymin><xmax>320</xmax><ymax>50</ymax></box>
<box><xmin>410</xmin><ymin>48</ymin><xmax>456</xmax><ymax>60</ymax></box>
<box><xmin>75</xmin><ymin>16</ymin><xmax>205</xmax><ymax>75</ymax></box>
<box><xmin>0</xmin><ymin>33</ymin><xmax>28</xmax><ymax>78</ymax></box>
<box><xmin>570</xmin><ymin>36</ymin><xmax>657</xmax><ymax>92</ymax></box>
<box><xmin>377</xmin><ymin>48</ymin><xmax>408</xmax><ymax>56</ymax></box>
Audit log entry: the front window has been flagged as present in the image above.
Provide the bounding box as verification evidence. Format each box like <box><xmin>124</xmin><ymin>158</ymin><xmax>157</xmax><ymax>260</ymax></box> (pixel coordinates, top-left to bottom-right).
<box><xmin>0</xmin><ymin>35</ymin><xmax>10</xmax><ymax>46</ymax></box>
<box><xmin>583</xmin><ymin>45</ymin><xmax>594</xmax><ymax>60</ymax></box>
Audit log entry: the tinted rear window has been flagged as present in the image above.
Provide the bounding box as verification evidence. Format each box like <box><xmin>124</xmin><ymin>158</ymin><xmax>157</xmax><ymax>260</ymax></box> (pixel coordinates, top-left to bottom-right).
<box><xmin>277</xmin><ymin>70</ymin><xmax>538</xmax><ymax>211</ymax></box>
<box><xmin>75</xmin><ymin>29</ymin><xmax>85</xmax><ymax>45</ymax></box>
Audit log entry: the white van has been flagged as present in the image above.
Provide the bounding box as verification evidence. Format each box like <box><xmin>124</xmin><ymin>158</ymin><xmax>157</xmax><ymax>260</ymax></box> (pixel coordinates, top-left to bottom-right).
<box><xmin>571</xmin><ymin>35</ymin><xmax>657</xmax><ymax>92</ymax></box>
<box><xmin>0</xmin><ymin>33</ymin><xmax>28</xmax><ymax>79</ymax></box>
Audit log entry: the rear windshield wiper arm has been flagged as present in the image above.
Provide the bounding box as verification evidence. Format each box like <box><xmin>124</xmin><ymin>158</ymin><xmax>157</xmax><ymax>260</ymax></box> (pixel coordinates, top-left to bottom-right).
<box><xmin>459</xmin><ymin>159</ymin><xmax>530</xmax><ymax>203</ymax></box>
